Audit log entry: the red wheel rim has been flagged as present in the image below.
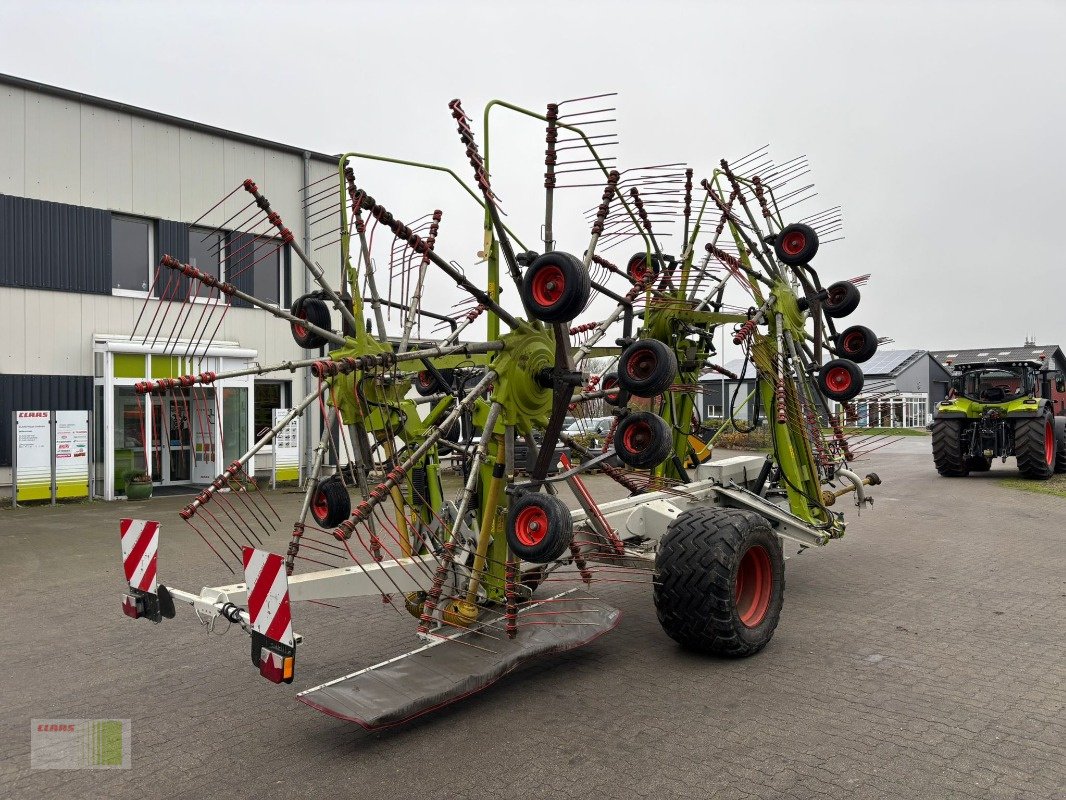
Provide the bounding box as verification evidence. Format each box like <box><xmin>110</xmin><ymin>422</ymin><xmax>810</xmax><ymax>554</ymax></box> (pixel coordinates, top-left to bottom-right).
<box><xmin>418</xmin><ymin>371</ymin><xmax>434</xmax><ymax>389</ymax></box>
<box><xmin>626</xmin><ymin>346</ymin><xmax>658</xmax><ymax>381</ymax></box>
<box><xmin>1045</xmin><ymin>421</ymin><xmax>1054</xmax><ymax>465</ymax></box>
<box><xmin>603</xmin><ymin>376</ymin><xmax>617</xmax><ymax>392</ymax></box>
<box><xmin>842</xmin><ymin>331</ymin><xmax>865</xmax><ymax>355</ymax></box>
<box><xmin>827</xmin><ymin>286</ymin><xmax>847</xmax><ymax>307</ymax></box>
<box><xmin>780</xmin><ymin>230</ymin><xmax>806</xmax><ymax>257</ymax></box>
<box><xmin>735</xmin><ymin>545</ymin><xmax>773</xmax><ymax>627</ymax></box>
<box><xmin>622</xmin><ymin>420</ymin><xmax>652</xmax><ymax>455</ymax></box>
<box><xmin>531</xmin><ymin>265</ymin><xmax>565</xmax><ymax>307</ymax></box>
<box><xmin>311</xmin><ymin>490</ymin><xmax>328</xmax><ymax>522</ymax></box>
<box><xmin>826</xmin><ymin>366</ymin><xmax>853</xmax><ymax>393</ymax></box>
<box><xmin>514</xmin><ymin>505</ymin><xmax>548</xmax><ymax>547</ymax></box>
<box><xmin>628</xmin><ymin>256</ymin><xmax>649</xmax><ymax>282</ymax></box>
<box><xmin>293</xmin><ymin>308</ymin><xmax>308</xmax><ymax>338</ymax></box>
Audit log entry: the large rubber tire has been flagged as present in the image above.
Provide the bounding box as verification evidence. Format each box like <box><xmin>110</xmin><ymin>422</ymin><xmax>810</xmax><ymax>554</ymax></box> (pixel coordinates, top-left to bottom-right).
<box><xmin>290</xmin><ymin>295</ymin><xmax>331</xmax><ymax>348</ymax></box>
<box><xmin>1015</xmin><ymin>409</ymin><xmax>1055</xmax><ymax>480</ymax></box>
<box><xmin>835</xmin><ymin>325</ymin><xmax>878</xmax><ymax>364</ymax></box>
<box><xmin>617</xmin><ymin>339</ymin><xmax>678</xmax><ymax>397</ymax></box>
<box><xmin>310</xmin><ymin>478</ymin><xmax>351</xmax><ymax>528</ymax></box>
<box><xmin>522</xmin><ymin>251</ymin><xmax>591</xmax><ymax>323</ymax></box>
<box><xmin>654</xmin><ymin>507</ymin><xmax>784</xmax><ymax>657</ymax></box>
<box><xmin>823</xmin><ymin>281</ymin><xmax>860</xmax><ymax>318</ymax></box>
<box><xmin>931</xmin><ymin>418</ymin><xmax>969</xmax><ymax>476</ymax></box>
<box><xmin>613</xmin><ymin>411</ymin><xmax>673</xmax><ymax>469</ymax></box>
<box><xmin>817</xmin><ymin>358</ymin><xmax>864</xmax><ymax>402</ymax></box>
<box><xmin>1055</xmin><ymin>419</ymin><xmax>1066</xmax><ymax>474</ymax></box>
<box><xmin>506</xmin><ymin>492</ymin><xmax>573</xmax><ymax>563</ymax></box>
<box><xmin>773</xmin><ymin>223</ymin><xmax>819</xmax><ymax>266</ymax></box>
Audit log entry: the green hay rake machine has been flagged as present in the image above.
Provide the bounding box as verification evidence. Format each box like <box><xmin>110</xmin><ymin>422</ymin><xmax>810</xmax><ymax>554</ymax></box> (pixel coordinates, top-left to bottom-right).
<box><xmin>117</xmin><ymin>95</ymin><xmax>883</xmax><ymax>728</ymax></box>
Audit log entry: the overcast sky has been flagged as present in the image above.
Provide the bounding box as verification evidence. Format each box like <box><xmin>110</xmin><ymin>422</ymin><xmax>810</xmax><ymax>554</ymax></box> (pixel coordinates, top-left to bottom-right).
<box><xmin>3</xmin><ymin>0</ymin><xmax>1064</xmax><ymax>357</ymax></box>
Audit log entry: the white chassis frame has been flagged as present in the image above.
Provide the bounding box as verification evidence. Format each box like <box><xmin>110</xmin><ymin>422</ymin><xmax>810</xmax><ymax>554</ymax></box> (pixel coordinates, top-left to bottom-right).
<box><xmin>163</xmin><ymin>455</ymin><xmax>875</xmax><ymax>633</ymax></box>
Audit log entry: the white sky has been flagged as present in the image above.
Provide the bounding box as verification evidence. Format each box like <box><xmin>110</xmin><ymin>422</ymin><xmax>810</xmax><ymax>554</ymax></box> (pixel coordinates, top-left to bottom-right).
<box><xmin>3</xmin><ymin>0</ymin><xmax>1065</xmax><ymax>357</ymax></box>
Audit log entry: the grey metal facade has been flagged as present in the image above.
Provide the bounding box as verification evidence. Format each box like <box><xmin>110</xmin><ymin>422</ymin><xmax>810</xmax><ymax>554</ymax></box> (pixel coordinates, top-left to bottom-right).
<box><xmin>0</xmin><ymin>374</ymin><xmax>93</xmax><ymax>466</ymax></box>
<box><xmin>0</xmin><ymin>194</ymin><xmax>111</xmax><ymax>293</ymax></box>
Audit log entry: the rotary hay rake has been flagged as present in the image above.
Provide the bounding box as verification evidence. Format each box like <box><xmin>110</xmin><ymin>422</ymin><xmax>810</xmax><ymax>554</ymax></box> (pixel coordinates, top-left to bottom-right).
<box><xmin>117</xmin><ymin>94</ymin><xmax>885</xmax><ymax>729</ymax></box>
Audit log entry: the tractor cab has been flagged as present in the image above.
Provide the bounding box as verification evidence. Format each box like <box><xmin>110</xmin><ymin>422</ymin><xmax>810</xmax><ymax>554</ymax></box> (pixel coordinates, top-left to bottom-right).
<box><xmin>949</xmin><ymin>361</ymin><xmax>1039</xmax><ymax>404</ymax></box>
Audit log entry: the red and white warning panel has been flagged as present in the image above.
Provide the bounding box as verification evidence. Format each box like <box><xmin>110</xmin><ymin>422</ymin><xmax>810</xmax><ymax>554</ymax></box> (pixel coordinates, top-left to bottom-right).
<box><xmin>120</xmin><ymin>518</ymin><xmax>159</xmax><ymax>594</ymax></box>
<box><xmin>242</xmin><ymin>547</ymin><xmax>296</xmax><ymax>684</ymax></box>
<box><xmin>118</xmin><ymin>519</ymin><xmax>174</xmax><ymax>622</ymax></box>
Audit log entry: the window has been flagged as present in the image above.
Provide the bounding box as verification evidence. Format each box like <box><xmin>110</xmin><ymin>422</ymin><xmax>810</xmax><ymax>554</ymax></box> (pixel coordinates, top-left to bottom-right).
<box><xmin>188</xmin><ymin>226</ymin><xmax>223</xmax><ymax>299</ymax></box>
<box><xmin>111</xmin><ymin>216</ymin><xmax>153</xmax><ymax>294</ymax></box>
<box><xmin>226</xmin><ymin>233</ymin><xmax>287</xmax><ymax>307</ymax></box>
<box><xmin>251</xmin><ymin>240</ymin><xmax>284</xmax><ymax>306</ymax></box>
<box><xmin>254</xmin><ymin>380</ymin><xmax>289</xmax><ymax>440</ymax></box>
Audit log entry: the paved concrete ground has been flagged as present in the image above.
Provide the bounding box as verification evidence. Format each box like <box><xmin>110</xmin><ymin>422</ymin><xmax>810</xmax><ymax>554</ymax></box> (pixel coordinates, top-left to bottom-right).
<box><xmin>1</xmin><ymin>441</ymin><xmax>1063</xmax><ymax>799</ymax></box>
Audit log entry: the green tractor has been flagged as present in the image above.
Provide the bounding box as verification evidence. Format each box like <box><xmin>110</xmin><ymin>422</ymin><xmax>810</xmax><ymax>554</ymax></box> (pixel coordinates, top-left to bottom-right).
<box><xmin>931</xmin><ymin>359</ymin><xmax>1066</xmax><ymax>478</ymax></box>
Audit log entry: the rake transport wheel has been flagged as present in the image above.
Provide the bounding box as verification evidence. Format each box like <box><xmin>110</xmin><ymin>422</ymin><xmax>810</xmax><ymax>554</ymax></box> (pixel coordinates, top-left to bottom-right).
<box><xmin>626</xmin><ymin>251</ymin><xmax>660</xmax><ymax>283</ymax></box>
<box><xmin>822</xmin><ymin>280</ymin><xmax>860</xmax><ymax>319</ymax></box>
<box><xmin>835</xmin><ymin>325</ymin><xmax>878</xmax><ymax>364</ymax></box>
<box><xmin>310</xmin><ymin>477</ymin><xmax>351</xmax><ymax>527</ymax></box>
<box><xmin>1015</xmin><ymin>408</ymin><xmax>1055</xmax><ymax>480</ymax></box>
<box><xmin>654</xmin><ymin>507</ymin><xmax>785</xmax><ymax>657</ymax></box>
<box><xmin>613</xmin><ymin>411</ymin><xmax>673</xmax><ymax>469</ymax></box>
<box><xmin>290</xmin><ymin>295</ymin><xmax>331</xmax><ymax>348</ymax></box>
<box><xmin>413</xmin><ymin>368</ymin><xmax>453</xmax><ymax>397</ymax></box>
<box><xmin>773</xmin><ymin>222</ymin><xmax>819</xmax><ymax>266</ymax></box>
<box><xmin>601</xmin><ymin>372</ymin><xmax>625</xmax><ymax>407</ymax></box>
<box><xmin>506</xmin><ymin>492</ymin><xmax>574</xmax><ymax>563</ymax></box>
<box><xmin>931</xmin><ymin>418</ymin><xmax>969</xmax><ymax>477</ymax></box>
<box><xmin>522</xmin><ymin>251</ymin><xmax>591</xmax><ymax>323</ymax></box>
<box><xmin>817</xmin><ymin>359</ymin><xmax>864</xmax><ymax>403</ymax></box>
<box><xmin>617</xmin><ymin>339</ymin><xmax>678</xmax><ymax>397</ymax></box>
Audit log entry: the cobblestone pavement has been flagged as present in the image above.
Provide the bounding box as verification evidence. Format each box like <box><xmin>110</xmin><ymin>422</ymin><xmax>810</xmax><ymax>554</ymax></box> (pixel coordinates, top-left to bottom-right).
<box><xmin>0</xmin><ymin>443</ymin><xmax>1063</xmax><ymax>799</ymax></box>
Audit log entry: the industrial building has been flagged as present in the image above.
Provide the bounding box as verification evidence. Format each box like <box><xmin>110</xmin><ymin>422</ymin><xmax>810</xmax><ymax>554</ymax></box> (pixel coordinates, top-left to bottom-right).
<box><xmin>0</xmin><ymin>74</ymin><xmax>344</xmax><ymax>499</ymax></box>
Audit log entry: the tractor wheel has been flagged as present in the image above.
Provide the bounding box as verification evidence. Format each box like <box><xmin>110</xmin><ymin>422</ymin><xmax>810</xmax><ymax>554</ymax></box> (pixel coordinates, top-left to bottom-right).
<box><xmin>310</xmin><ymin>478</ymin><xmax>351</xmax><ymax>528</ymax></box>
<box><xmin>626</xmin><ymin>252</ymin><xmax>659</xmax><ymax>283</ymax></box>
<box><xmin>773</xmin><ymin>223</ymin><xmax>819</xmax><ymax>266</ymax></box>
<box><xmin>966</xmin><ymin>455</ymin><xmax>993</xmax><ymax>472</ymax></box>
<box><xmin>931</xmin><ymin>418</ymin><xmax>969</xmax><ymax>477</ymax></box>
<box><xmin>617</xmin><ymin>339</ymin><xmax>678</xmax><ymax>397</ymax></box>
<box><xmin>1015</xmin><ymin>409</ymin><xmax>1055</xmax><ymax>479</ymax></box>
<box><xmin>506</xmin><ymin>492</ymin><xmax>573</xmax><ymax>563</ymax></box>
<box><xmin>835</xmin><ymin>325</ymin><xmax>878</xmax><ymax>364</ymax></box>
<box><xmin>290</xmin><ymin>295</ymin><xmax>331</xmax><ymax>348</ymax></box>
<box><xmin>601</xmin><ymin>372</ymin><xmax>626</xmax><ymax>407</ymax></box>
<box><xmin>817</xmin><ymin>359</ymin><xmax>864</xmax><ymax>402</ymax></box>
<box><xmin>522</xmin><ymin>251</ymin><xmax>591</xmax><ymax>323</ymax></box>
<box><xmin>613</xmin><ymin>411</ymin><xmax>673</xmax><ymax>469</ymax></box>
<box><xmin>654</xmin><ymin>507</ymin><xmax>784</xmax><ymax>657</ymax></box>
<box><xmin>823</xmin><ymin>281</ymin><xmax>860</xmax><ymax>318</ymax></box>
<box><xmin>1055</xmin><ymin>423</ymin><xmax>1066</xmax><ymax>474</ymax></box>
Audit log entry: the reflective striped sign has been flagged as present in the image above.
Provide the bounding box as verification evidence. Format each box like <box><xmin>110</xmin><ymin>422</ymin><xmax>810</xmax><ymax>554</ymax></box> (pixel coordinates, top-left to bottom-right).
<box><xmin>242</xmin><ymin>548</ymin><xmax>293</xmax><ymax>647</ymax></box>
<box><xmin>119</xmin><ymin>519</ymin><xmax>159</xmax><ymax>594</ymax></box>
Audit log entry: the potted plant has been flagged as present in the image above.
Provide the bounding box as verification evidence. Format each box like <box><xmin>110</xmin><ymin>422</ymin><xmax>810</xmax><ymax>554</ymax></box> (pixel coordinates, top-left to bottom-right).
<box><xmin>121</xmin><ymin>468</ymin><xmax>153</xmax><ymax>501</ymax></box>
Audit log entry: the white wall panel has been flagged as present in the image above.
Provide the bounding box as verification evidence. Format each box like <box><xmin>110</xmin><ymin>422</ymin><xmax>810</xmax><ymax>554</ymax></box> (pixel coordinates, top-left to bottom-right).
<box><xmin>131</xmin><ymin>118</ymin><xmax>181</xmax><ymax>219</ymax></box>
<box><xmin>24</xmin><ymin>93</ymin><xmax>81</xmax><ymax>201</ymax></box>
<box><xmin>0</xmin><ymin>287</ymin><xmax>28</xmax><ymax>373</ymax></box>
<box><xmin>0</xmin><ymin>86</ymin><xmax>26</xmax><ymax>195</ymax></box>
<box><xmin>80</xmin><ymin>106</ymin><xmax>133</xmax><ymax>211</ymax></box>
<box><xmin>178</xmin><ymin>129</ymin><xmax>225</xmax><ymax>226</ymax></box>
<box><xmin>223</xmin><ymin>141</ymin><xmax>266</xmax><ymax>225</ymax></box>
